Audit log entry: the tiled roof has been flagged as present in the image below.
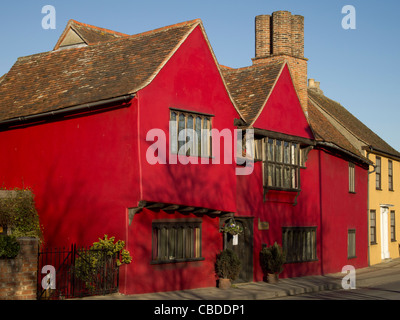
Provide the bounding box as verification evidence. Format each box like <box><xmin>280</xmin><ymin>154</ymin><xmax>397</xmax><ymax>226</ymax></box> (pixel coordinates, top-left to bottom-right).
<box><xmin>0</xmin><ymin>19</ymin><xmax>200</xmax><ymax>122</ymax></box>
<box><xmin>221</xmin><ymin>62</ymin><xmax>284</xmax><ymax>124</ymax></box>
<box><xmin>307</xmin><ymin>98</ymin><xmax>367</xmax><ymax>161</ymax></box>
<box><xmin>309</xmin><ymin>89</ymin><xmax>400</xmax><ymax>159</ymax></box>
<box><xmin>54</xmin><ymin>19</ymin><xmax>129</xmax><ymax>49</ymax></box>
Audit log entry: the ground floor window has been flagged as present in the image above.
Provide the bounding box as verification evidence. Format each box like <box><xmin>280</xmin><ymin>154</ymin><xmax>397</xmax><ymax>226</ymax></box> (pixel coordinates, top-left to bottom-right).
<box><xmin>348</xmin><ymin>229</ymin><xmax>356</xmax><ymax>259</ymax></box>
<box><xmin>390</xmin><ymin>210</ymin><xmax>396</xmax><ymax>242</ymax></box>
<box><xmin>151</xmin><ymin>220</ymin><xmax>203</xmax><ymax>264</ymax></box>
<box><xmin>370</xmin><ymin>210</ymin><xmax>377</xmax><ymax>244</ymax></box>
<box><xmin>282</xmin><ymin>227</ymin><xmax>317</xmax><ymax>263</ymax></box>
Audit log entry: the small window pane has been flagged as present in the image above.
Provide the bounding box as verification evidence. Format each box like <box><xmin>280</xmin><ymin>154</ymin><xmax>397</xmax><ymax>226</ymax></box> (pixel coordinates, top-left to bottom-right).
<box><xmin>178</xmin><ymin>114</ymin><xmax>186</xmax><ymax>155</ymax></box>
<box><xmin>187</xmin><ymin>115</ymin><xmax>194</xmax><ymax>156</ymax></box>
<box><xmin>276</xmin><ymin>140</ymin><xmax>282</xmax><ymax>163</ymax></box>
<box><xmin>170</xmin><ymin>112</ymin><xmax>178</xmax><ymax>154</ymax></box>
<box><xmin>283</xmin><ymin>142</ymin><xmax>290</xmax><ymax>164</ymax></box>
<box><xmin>267</xmin><ymin>139</ymin><xmax>274</xmax><ymax>161</ymax></box>
<box><xmin>195</xmin><ymin>116</ymin><xmax>201</xmax><ymax>156</ymax></box>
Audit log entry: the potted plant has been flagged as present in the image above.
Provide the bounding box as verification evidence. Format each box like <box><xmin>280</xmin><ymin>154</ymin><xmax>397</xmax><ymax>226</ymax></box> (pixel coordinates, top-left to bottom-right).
<box><xmin>259</xmin><ymin>242</ymin><xmax>286</xmax><ymax>283</ymax></box>
<box><xmin>215</xmin><ymin>249</ymin><xmax>241</xmax><ymax>289</ymax></box>
<box><xmin>220</xmin><ymin>218</ymin><xmax>243</xmax><ymax>236</ymax></box>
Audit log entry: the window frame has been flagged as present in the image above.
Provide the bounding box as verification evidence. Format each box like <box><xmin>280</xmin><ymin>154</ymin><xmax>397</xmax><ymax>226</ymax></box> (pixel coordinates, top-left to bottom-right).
<box><xmin>376</xmin><ymin>156</ymin><xmax>382</xmax><ymax>190</ymax></box>
<box><xmin>370</xmin><ymin>210</ymin><xmax>377</xmax><ymax>245</ymax></box>
<box><xmin>170</xmin><ymin>109</ymin><xmax>213</xmax><ymax>158</ymax></box>
<box><xmin>151</xmin><ymin>219</ymin><xmax>204</xmax><ymax>264</ymax></box>
<box><xmin>349</xmin><ymin>162</ymin><xmax>355</xmax><ymax>193</ymax></box>
<box><xmin>391</xmin><ymin>210</ymin><xmax>396</xmax><ymax>242</ymax></box>
<box><xmin>282</xmin><ymin>226</ymin><xmax>318</xmax><ymax>263</ymax></box>
<box><xmin>263</xmin><ymin>138</ymin><xmax>301</xmax><ymax>192</ymax></box>
<box><xmin>348</xmin><ymin>229</ymin><xmax>356</xmax><ymax>259</ymax></box>
<box><xmin>388</xmin><ymin>160</ymin><xmax>394</xmax><ymax>191</ymax></box>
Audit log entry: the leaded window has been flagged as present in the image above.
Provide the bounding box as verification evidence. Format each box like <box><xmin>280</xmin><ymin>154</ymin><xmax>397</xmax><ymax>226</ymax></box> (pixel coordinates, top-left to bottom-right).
<box><xmin>170</xmin><ymin>110</ymin><xmax>212</xmax><ymax>157</ymax></box>
<box><xmin>282</xmin><ymin>227</ymin><xmax>317</xmax><ymax>263</ymax></box>
<box><xmin>263</xmin><ymin>138</ymin><xmax>300</xmax><ymax>191</ymax></box>
<box><xmin>152</xmin><ymin>220</ymin><xmax>203</xmax><ymax>264</ymax></box>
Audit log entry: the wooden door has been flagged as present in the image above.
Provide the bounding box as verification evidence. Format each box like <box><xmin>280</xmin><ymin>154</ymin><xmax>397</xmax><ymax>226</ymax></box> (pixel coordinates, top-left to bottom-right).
<box><xmin>223</xmin><ymin>217</ymin><xmax>254</xmax><ymax>283</ymax></box>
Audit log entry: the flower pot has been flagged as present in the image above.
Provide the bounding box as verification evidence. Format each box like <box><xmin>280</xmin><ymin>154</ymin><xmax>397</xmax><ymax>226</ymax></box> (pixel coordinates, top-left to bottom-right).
<box><xmin>267</xmin><ymin>273</ymin><xmax>279</xmax><ymax>284</ymax></box>
<box><xmin>218</xmin><ymin>278</ymin><xmax>232</xmax><ymax>289</ymax></box>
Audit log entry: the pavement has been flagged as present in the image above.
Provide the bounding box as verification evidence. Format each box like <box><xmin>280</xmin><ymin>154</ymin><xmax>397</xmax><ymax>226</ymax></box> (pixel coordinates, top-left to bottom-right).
<box><xmin>81</xmin><ymin>258</ymin><xmax>400</xmax><ymax>300</ymax></box>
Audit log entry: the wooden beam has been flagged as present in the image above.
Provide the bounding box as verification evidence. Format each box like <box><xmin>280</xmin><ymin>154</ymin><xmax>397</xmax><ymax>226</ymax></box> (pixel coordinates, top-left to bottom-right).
<box><xmin>193</xmin><ymin>208</ymin><xmax>209</xmax><ymax>214</ymax></box>
<box><xmin>128</xmin><ymin>207</ymin><xmax>143</xmax><ymax>226</ymax></box>
<box><xmin>179</xmin><ymin>206</ymin><xmax>196</xmax><ymax>212</ymax></box>
<box><xmin>163</xmin><ymin>205</ymin><xmax>180</xmax><ymax>211</ymax></box>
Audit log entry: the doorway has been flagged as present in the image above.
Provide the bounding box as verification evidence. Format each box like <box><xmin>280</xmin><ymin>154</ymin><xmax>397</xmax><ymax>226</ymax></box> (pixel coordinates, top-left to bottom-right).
<box><xmin>381</xmin><ymin>206</ymin><xmax>390</xmax><ymax>260</ymax></box>
<box><xmin>222</xmin><ymin>217</ymin><xmax>254</xmax><ymax>283</ymax></box>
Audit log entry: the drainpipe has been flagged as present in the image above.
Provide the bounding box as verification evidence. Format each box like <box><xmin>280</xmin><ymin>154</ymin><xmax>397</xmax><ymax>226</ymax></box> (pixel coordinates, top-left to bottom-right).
<box><xmin>366</xmin><ymin>147</ymin><xmax>377</xmax><ymax>267</ymax></box>
<box><xmin>0</xmin><ymin>94</ymin><xmax>135</xmax><ymax>128</ymax></box>
<box><xmin>318</xmin><ymin>149</ymin><xmax>324</xmax><ymax>275</ymax></box>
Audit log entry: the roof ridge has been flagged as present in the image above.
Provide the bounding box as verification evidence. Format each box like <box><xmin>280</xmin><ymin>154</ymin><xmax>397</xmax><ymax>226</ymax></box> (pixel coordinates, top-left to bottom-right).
<box><xmin>221</xmin><ymin>61</ymin><xmax>284</xmax><ymax>74</ymax></box>
<box><xmin>68</xmin><ymin>19</ymin><xmax>129</xmax><ymax>37</ymax></box>
<box><xmin>126</xmin><ymin>19</ymin><xmax>201</xmax><ymax>41</ymax></box>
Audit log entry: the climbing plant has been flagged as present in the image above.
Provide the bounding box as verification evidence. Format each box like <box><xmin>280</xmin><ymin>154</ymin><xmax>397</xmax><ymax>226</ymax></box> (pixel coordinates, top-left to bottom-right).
<box><xmin>0</xmin><ymin>189</ymin><xmax>43</xmax><ymax>240</ymax></box>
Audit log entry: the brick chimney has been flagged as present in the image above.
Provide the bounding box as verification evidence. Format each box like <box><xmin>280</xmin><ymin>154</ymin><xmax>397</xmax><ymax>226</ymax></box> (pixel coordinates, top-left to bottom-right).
<box><xmin>252</xmin><ymin>11</ymin><xmax>308</xmax><ymax>115</ymax></box>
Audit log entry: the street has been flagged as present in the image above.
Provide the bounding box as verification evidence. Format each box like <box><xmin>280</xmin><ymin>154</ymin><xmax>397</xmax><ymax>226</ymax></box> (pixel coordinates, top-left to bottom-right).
<box><xmin>275</xmin><ymin>280</ymin><xmax>400</xmax><ymax>300</ymax></box>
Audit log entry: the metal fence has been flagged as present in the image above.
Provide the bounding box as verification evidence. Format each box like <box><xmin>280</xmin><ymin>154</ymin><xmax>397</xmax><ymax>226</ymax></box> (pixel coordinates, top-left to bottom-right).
<box><xmin>37</xmin><ymin>244</ymin><xmax>120</xmax><ymax>300</ymax></box>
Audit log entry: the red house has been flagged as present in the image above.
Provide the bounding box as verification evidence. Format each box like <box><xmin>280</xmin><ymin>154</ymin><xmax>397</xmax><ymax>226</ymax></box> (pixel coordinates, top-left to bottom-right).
<box><xmin>0</xmin><ymin>12</ymin><xmax>370</xmax><ymax>295</ymax></box>
<box><xmin>223</xmin><ymin>12</ymin><xmax>370</xmax><ymax>281</ymax></box>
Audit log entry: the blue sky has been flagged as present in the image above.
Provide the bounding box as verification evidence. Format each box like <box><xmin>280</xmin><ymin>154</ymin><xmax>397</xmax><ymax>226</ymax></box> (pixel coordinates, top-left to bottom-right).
<box><xmin>1</xmin><ymin>0</ymin><xmax>399</xmax><ymax>152</ymax></box>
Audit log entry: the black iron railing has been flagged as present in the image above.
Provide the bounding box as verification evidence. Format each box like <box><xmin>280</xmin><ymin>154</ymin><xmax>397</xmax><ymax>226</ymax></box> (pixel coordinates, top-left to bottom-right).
<box><xmin>37</xmin><ymin>244</ymin><xmax>119</xmax><ymax>300</ymax></box>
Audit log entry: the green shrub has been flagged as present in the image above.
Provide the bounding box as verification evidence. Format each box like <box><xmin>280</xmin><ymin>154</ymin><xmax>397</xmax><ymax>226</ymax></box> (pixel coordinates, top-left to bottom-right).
<box><xmin>215</xmin><ymin>249</ymin><xmax>241</xmax><ymax>280</ymax></box>
<box><xmin>260</xmin><ymin>242</ymin><xmax>286</xmax><ymax>275</ymax></box>
<box><xmin>0</xmin><ymin>235</ymin><xmax>20</xmax><ymax>259</ymax></box>
<box><xmin>73</xmin><ymin>235</ymin><xmax>132</xmax><ymax>292</ymax></box>
<box><xmin>0</xmin><ymin>189</ymin><xmax>43</xmax><ymax>240</ymax></box>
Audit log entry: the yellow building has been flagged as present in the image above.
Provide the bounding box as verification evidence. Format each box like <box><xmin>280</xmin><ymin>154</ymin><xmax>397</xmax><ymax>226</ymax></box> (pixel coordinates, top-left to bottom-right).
<box><xmin>366</xmin><ymin>150</ymin><xmax>400</xmax><ymax>264</ymax></box>
<box><xmin>308</xmin><ymin>81</ymin><xmax>400</xmax><ymax>265</ymax></box>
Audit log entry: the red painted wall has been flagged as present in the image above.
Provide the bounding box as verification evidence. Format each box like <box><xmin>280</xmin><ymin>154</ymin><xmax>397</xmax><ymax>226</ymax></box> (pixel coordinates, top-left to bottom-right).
<box><xmin>124</xmin><ymin>26</ymin><xmax>239</xmax><ymax>294</ymax></box>
<box><xmin>137</xmin><ymin>26</ymin><xmax>238</xmax><ymax>212</ymax></box>
<box><xmin>236</xmin><ymin>67</ymin><xmax>368</xmax><ymax>281</ymax></box>
<box><xmin>318</xmin><ymin>149</ymin><xmax>369</xmax><ymax>274</ymax></box>
<box><xmin>0</xmin><ymin>101</ymin><xmax>139</xmax><ymax>249</ymax></box>
<box><xmin>236</xmin><ymin>147</ymin><xmax>368</xmax><ymax>282</ymax></box>
<box><xmin>237</xmin><ymin>149</ymin><xmax>322</xmax><ymax>281</ymax></box>
<box><xmin>252</xmin><ymin>65</ymin><xmax>314</xmax><ymax>140</ymax></box>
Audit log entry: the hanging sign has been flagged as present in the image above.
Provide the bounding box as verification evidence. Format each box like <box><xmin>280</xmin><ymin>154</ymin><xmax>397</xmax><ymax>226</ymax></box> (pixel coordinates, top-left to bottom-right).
<box><xmin>233</xmin><ymin>234</ymin><xmax>239</xmax><ymax>246</ymax></box>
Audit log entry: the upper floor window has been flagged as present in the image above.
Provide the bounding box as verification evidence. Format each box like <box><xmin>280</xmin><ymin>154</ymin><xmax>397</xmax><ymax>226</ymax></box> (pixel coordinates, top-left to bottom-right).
<box><xmin>263</xmin><ymin>138</ymin><xmax>300</xmax><ymax>191</ymax></box>
<box><xmin>349</xmin><ymin>162</ymin><xmax>355</xmax><ymax>193</ymax></box>
<box><xmin>170</xmin><ymin>109</ymin><xmax>212</xmax><ymax>157</ymax></box>
<box><xmin>375</xmin><ymin>156</ymin><xmax>381</xmax><ymax>190</ymax></box>
<box><xmin>388</xmin><ymin>160</ymin><xmax>393</xmax><ymax>191</ymax></box>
